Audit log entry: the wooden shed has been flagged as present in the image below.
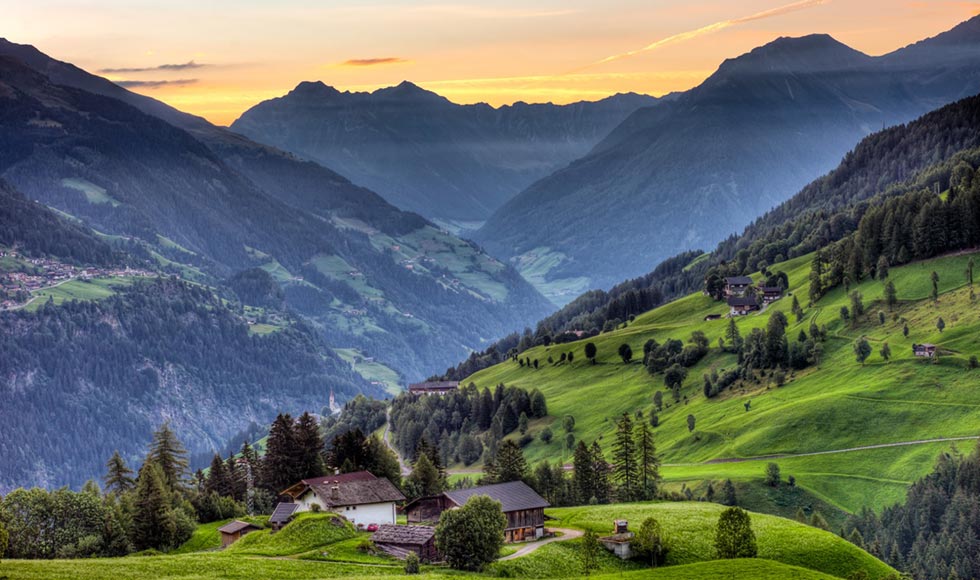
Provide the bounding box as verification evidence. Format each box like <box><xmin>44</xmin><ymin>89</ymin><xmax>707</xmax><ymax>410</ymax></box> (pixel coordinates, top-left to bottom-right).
<box><xmin>371</xmin><ymin>524</ymin><xmax>440</xmax><ymax>562</ymax></box>
<box><xmin>218</xmin><ymin>520</ymin><xmax>263</xmax><ymax>547</ymax></box>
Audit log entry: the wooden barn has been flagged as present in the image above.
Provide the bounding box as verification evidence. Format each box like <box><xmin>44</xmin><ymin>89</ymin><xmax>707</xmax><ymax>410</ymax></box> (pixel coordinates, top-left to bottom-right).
<box><xmin>724</xmin><ymin>276</ymin><xmax>754</xmax><ymax>297</ymax></box>
<box><xmin>727</xmin><ymin>296</ymin><xmax>760</xmax><ymax>316</ymax></box>
<box><xmin>217</xmin><ymin>520</ymin><xmax>263</xmax><ymax>547</ymax></box>
<box><xmin>371</xmin><ymin>524</ymin><xmax>440</xmax><ymax>562</ymax></box>
<box><xmin>759</xmin><ymin>286</ymin><xmax>784</xmax><ymax>304</ymax></box>
<box><xmin>404</xmin><ymin>480</ymin><xmax>549</xmax><ymax>542</ymax></box>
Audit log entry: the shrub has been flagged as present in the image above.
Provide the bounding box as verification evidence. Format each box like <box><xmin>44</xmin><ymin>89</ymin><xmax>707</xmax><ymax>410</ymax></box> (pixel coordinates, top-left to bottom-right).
<box><xmin>714</xmin><ymin>507</ymin><xmax>757</xmax><ymax>559</ymax></box>
<box><xmin>632</xmin><ymin>516</ymin><xmax>669</xmax><ymax>566</ymax></box>
<box><xmin>970</xmin><ymin>356</ymin><xmax>979</xmax><ymax>369</ymax></box>
<box><xmin>404</xmin><ymin>551</ymin><xmax>420</xmax><ymax>574</ymax></box>
<box><xmin>435</xmin><ymin>495</ymin><xmax>506</xmax><ymax>571</ymax></box>
<box><xmin>540</xmin><ymin>427</ymin><xmax>553</xmax><ymax>443</ymax></box>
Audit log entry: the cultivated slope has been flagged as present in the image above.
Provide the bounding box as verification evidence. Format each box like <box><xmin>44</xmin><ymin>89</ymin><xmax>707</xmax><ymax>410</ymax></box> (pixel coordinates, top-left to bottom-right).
<box><xmin>464</xmin><ymin>249</ymin><xmax>980</xmax><ymax>515</ymax></box>
<box><xmin>475</xmin><ymin>17</ymin><xmax>980</xmax><ymax>302</ymax></box>
<box><xmin>231</xmin><ymin>81</ymin><xmax>657</xmax><ymax>225</ymax></box>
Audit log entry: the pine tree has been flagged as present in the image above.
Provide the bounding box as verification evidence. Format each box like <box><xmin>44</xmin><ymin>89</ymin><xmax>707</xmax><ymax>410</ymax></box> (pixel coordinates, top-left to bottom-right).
<box><xmin>931</xmin><ymin>271</ymin><xmax>940</xmax><ymax>301</ymax></box>
<box><xmin>295</xmin><ymin>412</ymin><xmax>326</xmax><ymax>479</ymax></box>
<box><xmin>148</xmin><ymin>422</ymin><xmax>189</xmax><ymax>492</ymax></box>
<box><xmin>591</xmin><ymin>441</ymin><xmax>612</xmax><ymax>504</ymax></box>
<box><xmin>262</xmin><ymin>413</ymin><xmax>299</xmax><ymax>492</ymax></box>
<box><xmin>493</xmin><ymin>440</ymin><xmax>528</xmax><ymax>483</ymax></box>
<box><xmin>406</xmin><ymin>452</ymin><xmax>443</xmax><ymax>499</ymax></box>
<box><xmin>634</xmin><ymin>421</ymin><xmax>660</xmax><ymax>500</ymax></box>
<box><xmin>205</xmin><ymin>453</ymin><xmax>231</xmax><ymax>496</ymax></box>
<box><xmin>573</xmin><ymin>441</ymin><xmax>595</xmax><ymax>503</ymax></box>
<box><xmin>132</xmin><ymin>461</ymin><xmax>170</xmax><ymax>551</ymax></box>
<box><xmin>725</xmin><ymin>317</ymin><xmax>742</xmax><ymax>351</ymax></box>
<box><xmin>885</xmin><ymin>281</ymin><xmax>898</xmax><ymax>310</ymax></box>
<box><xmin>104</xmin><ymin>450</ymin><xmax>135</xmax><ymax>495</ymax></box>
<box><xmin>612</xmin><ymin>413</ymin><xmax>638</xmax><ymax>501</ymax></box>
<box><xmin>721</xmin><ymin>479</ymin><xmax>737</xmax><ymax>506</ymax></box>
<box><xmin>880</xmin><ymin>342</ymin><xmax>891</xmax><ymax>362</ymax></box>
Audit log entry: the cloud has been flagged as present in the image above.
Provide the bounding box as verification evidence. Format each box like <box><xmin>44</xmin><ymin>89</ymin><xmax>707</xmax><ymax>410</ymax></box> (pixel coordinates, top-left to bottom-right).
<box><xmin>588</xmin><ymin>0</ymin><xmax>832</xmax><ymax>67</ymax></box>
<box><xmin>339</xmin><ymin>57</ymin><xmax>410</xmax><ymax>67</ymax></box>
<box><xmin>99</xmin><ymin>61</ymin><xmax>206</xmax><ymax>73</ymax></box>
<box><xmin>115</xmin><ymin>79</ymin><xmax>199</xmax><ymax>89</ymax></box>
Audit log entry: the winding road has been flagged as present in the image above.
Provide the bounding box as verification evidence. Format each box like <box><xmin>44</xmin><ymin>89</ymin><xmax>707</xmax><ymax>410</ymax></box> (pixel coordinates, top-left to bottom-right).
<box><xmin>498</xmin><ymin>528</ymin><xmax>583</xmax><ymax>561</ymax></box>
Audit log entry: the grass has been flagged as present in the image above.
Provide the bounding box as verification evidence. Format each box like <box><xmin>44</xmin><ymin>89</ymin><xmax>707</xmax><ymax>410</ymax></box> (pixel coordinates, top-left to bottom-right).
<box><xmin>335</xmin><ymin>348</ymin><xmax>403</xmax><ymax>396</ymax></box>
<box><xmin>170</xmin><ymin>516</ymin><xmax>269</xmax><ymax>555</ymax></box>
<box><xmin>225</xmin><ymin>513</ymin><xmax>356</xmax><ymax>556</ymax></box>
<box><xmin>512</xmin><ymin>246</ymin><xmax>591</xmax><ymax>306</ymax></box>
<box><xmin>546</xmin><ymin>502</ymin><xmax>895</xmax><ymax>579</ymax></box>
<box><xmin>25</xmin><ymin>276</ymin><xmax>137</xmax><ymax>311</ymax></box>
<box><xmin>463</xmin><ymin>250</ymin><xmax>980</xmax><ymax>515</ymax></box>
<box><xmin>61</xmin><ymin>177</ymin><xmax>121</xmax><ymax>206</ymax></box>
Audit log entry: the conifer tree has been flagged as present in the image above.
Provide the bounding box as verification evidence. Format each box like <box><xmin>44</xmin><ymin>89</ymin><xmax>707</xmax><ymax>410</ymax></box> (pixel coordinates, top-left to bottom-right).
<box><xmin>148</xmin><ymin>422</ymin><xmax>189</xmax><ymax>492</ymax></box>
<box><xmin>493</xmin><ymin>440</ymin><xmax>529</xmax><ymax>483</ymax></box>
<box><xmin>132</xmin><ymin>462</ymin><xmax>170</xmax><ymax>551</ymax></box>
<box><xmin>573</xmin><ymin>441</ymin><xmax>595</xmax><ymax>503</ymax></box>
<box><xmin>635</xmin><ymin>421</ymin><xmax>660</xmax><ymax>500</ymax></box>
<box><xmin>295</xmin><ymin>412</ymin><xmax>326</xmax><ymax>479</ymax></box>
<box><xmin>885</xmin><ymin>281</ymin><xmax>898</xmax><ymax>310</ymax></box>
<box><xmin>104</xmin><ymin>451</ymin><xmax>135</xmax><ymax>495</ymax></box>
<box><xmin>612</xmin><ymin>413</ymin><xmax>638</xmax><ymax>501</ymax></box>
<box><xmin>205</xmin><ymin>454</ymin><xmax>231</xmax><ymax>497</ymax></box>
<box><xmin>591</xmin><ymin>441</ymin><xmax>612</xmax><ymax>504</ymax></box>
<box><xmin>931</xmin><ymin>271</ymin><xmax>940</xmax><ymax>301</ymax></box>
<box><xmin>406</xmin><ymin>452</ymin><xmax>443</xmax><ymax>499</ymax></box>
<box><xmin>262</xmin><ymin>413</ymin><xmax>299</xmax><ymax>492</ymax></box>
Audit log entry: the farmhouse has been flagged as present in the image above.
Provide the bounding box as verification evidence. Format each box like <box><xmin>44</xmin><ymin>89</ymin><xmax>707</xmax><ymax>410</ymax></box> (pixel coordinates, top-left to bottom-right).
<box><xmin>371</xmin><ymin>524</ymin><xmax>440</xmax><ymax>562</ymax></box>
<box><xmin>279</xmin><ymin>471</ymin><xmax>405</xmax><ymax>528</ymax></box>
<box><xmin>408</xmin><ymin>381</ymin><xmax>459</xmax><ymax>396</ymax></box>
<box><xmin>759</xmin><ymin>286</ymin><xmax>784</xmax><ymax>304</ymax></box>
<box><xmin>913</xmin><ymin>343</ymin><xmax>938</xmax><ymax>358</ymax></box>
<box><xmin>724</xmin><ymin>276</ymin><xmax>754</xmax><ymax>297</ymax></box>
<box><xmin>404</xmin><ymin>480</ymin><xmax>549</xmax><ymax>542</ymax></box>
<box><xmin>217</xmin><ymin>520</ymin><xmax>263</xmax><ymax>547</ymax></box>
<box><xmin>727</xmin><ymin>296</ymin><xmax>760</xmax><ymax>316</ymax></box>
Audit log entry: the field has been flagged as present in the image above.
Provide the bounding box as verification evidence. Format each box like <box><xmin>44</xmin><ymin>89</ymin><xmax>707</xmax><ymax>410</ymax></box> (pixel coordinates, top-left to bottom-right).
<box><xmin>24</xmin><ymin>276</ymin><xmax>138</xmax><ymax>311</ymax></box>
<box><xmin>0</xmin><ymin>504</ymin><xmax>891</xmax><ymax>580</ymax></box>
<box><xmin>463</xmin><ymin>250</ymin><xmax>980</xmax><ymax>514</ymax></box>
<box><xmin>335</xmin><ymin>348</ymin><xmax>403</xmax><ymax>395</ymax></box>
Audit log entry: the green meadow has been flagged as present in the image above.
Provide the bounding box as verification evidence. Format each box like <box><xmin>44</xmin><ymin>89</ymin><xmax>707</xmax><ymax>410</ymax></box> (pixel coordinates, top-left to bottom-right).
<box><xmin>463</xmin><ymin>250</ymin><xmax>980</xmax><ymax>514</ymax></box>
<box><xmin>24</xmin><ymin>276</ymin><xmax>139</xmax><ymax>311</ymax></box>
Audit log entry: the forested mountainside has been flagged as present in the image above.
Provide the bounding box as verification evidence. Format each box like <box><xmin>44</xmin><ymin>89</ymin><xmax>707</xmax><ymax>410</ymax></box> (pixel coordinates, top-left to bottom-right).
<box><xmin>0</xmin><ymin>44</ymin><xmax>553</xmax><ymax>380</ymax></box>
<box><xmin>0</xmin><ymin>275</ymin><xmax>373</xmax><ymax>492</ymax></box>
<box><xmin>0</xmin><ymin>180</ymin><xmax>119</xmax><ymax>266</ymax></box>
<box><xmin>474</xmin><ymin>16</ymin><xmax>980</xmax><ymax>303</ymax></box>
<box><xmin>437</xmin><ymin>91</ymin><xmax>980</xmax><ymax>381</ymax></box>
<box><xmin>231</xmin><ymin>82</ymin><xmax>657</xmax><ymax>224</ymax></box>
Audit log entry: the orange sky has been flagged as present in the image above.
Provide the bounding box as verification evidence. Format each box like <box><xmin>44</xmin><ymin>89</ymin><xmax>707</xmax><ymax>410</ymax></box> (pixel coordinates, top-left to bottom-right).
<box><xmin>6</xmin><ymin>0</ymin><xmax>980</xmax><ymax>125</ymax></box>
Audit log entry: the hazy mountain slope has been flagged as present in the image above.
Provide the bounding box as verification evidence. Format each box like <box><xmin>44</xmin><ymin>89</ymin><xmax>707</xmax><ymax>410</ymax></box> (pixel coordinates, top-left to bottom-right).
<box><xmin>230</xmin><ymin>81</ymin><xmax>657</xmax><ymax>223</ymax></box>
<box><xmin>474</xmin><ymin>20</ymin><xmax>980</xmax><ymax>303</ymax></box>
<box><xmin>0</xmin><ymin>47</ymin><xmax>553</xmax><ymax>379</ymax></box>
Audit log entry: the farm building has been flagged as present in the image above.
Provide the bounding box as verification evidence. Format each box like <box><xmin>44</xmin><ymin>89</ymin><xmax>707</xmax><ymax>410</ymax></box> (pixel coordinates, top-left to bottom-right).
<box><xmin>269</xmin><ymin>502</ymin><xmax>299</xmax><ymax>531</ymax></box>
<box><xmin>727</xmin><ymin>296</ymin><xmax>760</xmax><ymax>316</ymax></box>
<box><xmin>759</xmin><ymin>286</ymin><xmax>784</xmax><ymax>304</ymax></box>
<box><xmin>724</xmin><ymin>276</ymin><xmax>754</xmax><ymax>297</ymax></box>
<box><xmin>408</xmin><ymin>381</ymin><xmax>459</xmax><ymax>395</ymax></box>
<box><xmin>913</xmin><ymin>343</ymin><xmax>938</xmax><ymax>358</ymax></box>
<box><xmin>404</xmin><ymin>480</ymin><xmax>549</xmax><ymax>542</ymax></box>
<box><xmin>599</xmin><ymin>520</ymin><xmax>634</xmax><ymax>560</ymax></box>
<box><xmin>217</xmin><ymin>520</ymin><xmax>263</xmax><ymax>547</ymax></box>
<box><xmin>279</xmin><ymin>471</ymin><xmax>405</xmax><ymax>528</ymax></box>
<box><xmin>703</xmin><ymin>313</ymin><xmax>722</xmax><ymax>321</ymax></box>
<box><xmin>371</xmin><ymin>524</ymin><xmax>440</xmax><ymax>562</ymax></box>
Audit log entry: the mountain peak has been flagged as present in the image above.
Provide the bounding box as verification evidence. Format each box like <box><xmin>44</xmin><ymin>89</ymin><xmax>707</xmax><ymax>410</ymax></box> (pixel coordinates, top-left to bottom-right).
<box><xmin>289</xmin><ymin>80</ymin><xmax>342</xmax><ymax>99</ymax></box>
<box><xmin>371</xmin><ymin>80</ymin><xmax>449</xmax><ymax>105</ymax></box>
<box><xmin>715</xmin><ymin>33</ymin><xmax>871</xmax><ymax>76</ymax></box>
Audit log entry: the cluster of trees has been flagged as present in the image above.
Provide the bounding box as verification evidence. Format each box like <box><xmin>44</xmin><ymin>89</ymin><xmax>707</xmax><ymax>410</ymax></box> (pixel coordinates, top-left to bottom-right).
<box><xmin>389</xmin><ymin>383</ymin><xmax>547</xmax><ymax>472</ymax></box>
<box><xmin>572</xmin><ymin>413</ymin><xmax>660</xmax><ymax>504</ymax></box>
<box><xmin>321</xmin><ymin>396</ymin><xmax>388</xmax><ymax>448</ymax></box>
<box><xmin>0</xmin><ymin>423</ymin><xmax>199</xmax><ymax>558</ymax></box>
<box><xmin>844</xmin><ymin>443</ymin><xmax>980</xmax><ymax>580</ymax></box>
<box><xmin>644</xmin><ymin>331</ymin><xmax>710</xmax><ymax>398</ymax></box>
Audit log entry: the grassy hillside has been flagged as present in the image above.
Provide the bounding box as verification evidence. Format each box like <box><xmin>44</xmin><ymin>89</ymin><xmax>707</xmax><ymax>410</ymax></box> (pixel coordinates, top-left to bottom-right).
<box><xmin>0</xmin><ymin>504</ymin><xmax>887</xmax><ymax>580</ymax></box>
<box><xmin>464</xmin><ymin>250</ymin><xmax>980</xmax><ymax>514</ymax></box>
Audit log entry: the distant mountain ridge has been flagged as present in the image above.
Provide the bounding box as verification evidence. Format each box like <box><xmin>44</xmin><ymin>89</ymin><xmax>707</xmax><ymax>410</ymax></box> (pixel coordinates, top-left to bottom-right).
<box><xmin>230</xmin><ymin>81</ymin><xmax>658</xmax><ymax>223</ymax></box>
<box><xmin>472</xmin><ymin>17</ymin><xmax>980</xmax><ymax>303</ymax></box>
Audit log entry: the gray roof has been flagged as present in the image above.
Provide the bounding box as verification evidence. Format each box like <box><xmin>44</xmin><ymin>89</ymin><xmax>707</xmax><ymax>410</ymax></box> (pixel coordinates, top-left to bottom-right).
<box><xmin>372</xmin><ymin>524</ymin><xmax>436</xmax><ymax>545</ymax></box>
<box><xmin>304</xmin><ymin>477</ymin><xmax>406</xmax><ymax>507</ymax></box>
<box><xmin>444</xmin><ymin>481</ymin><xmax>549</xmax><ymax>513</ymax></box>
<box><xmin>727</xmin><ymin>296</ymin><xmax>758</xmax><ymax>307</ymax></box>
<box><xmin>269</xmin><ymin>502</ymin><xmax>299</xmax><ymax>525</ymax></box>
<box><xmin>217</xmin><ymin>520</ymin><xmax>263</xmax><ymax>534</ymax></box>
<box><xmin>725</xmin><ymin>276</ymin><xmax>753</xmax><ymax>285</ymax></box>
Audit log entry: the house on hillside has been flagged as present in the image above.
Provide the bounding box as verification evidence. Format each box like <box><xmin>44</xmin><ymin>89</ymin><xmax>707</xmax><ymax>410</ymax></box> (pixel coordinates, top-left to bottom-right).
<box><xmin>277</xmin><ymin>471</ymin><xmax>405</xmax><ymax>528</ymax></box>
<box><xmin>218</xmin><ymin>520</ymin><xmax>264</xmax><ymax>547</ymax></box>
<box><xmin>913</xmin><ymin>343</ymin><xmax>938</xmax><ymax>358</ymax></box>
<box><xmin>408</xmin><ymin>381</ymin><xmax>459</xmax><ymax>396</ymax></box>
<box><xmin>404</xmin><ymin>480</ymin><xmax>549</xmax><ymax>542</ymax></box>
<box><xmin>724</xmin><ymin>276</ymin><xmax>754</xmax><ymax>297</ymax></box>
<box><xmin>759</xmin><ymin>286</ymin><xmax>784</xmax><ymax>304</ymax></box>
<box><xmin>727</xmin><ymin>296</ymin><xmax>760</xmax><ymax>317</ymax></box>
<box><xmin>371</xmin><ymin>524</ymin><xmax>440</xmax><ymax>562</ymax></box>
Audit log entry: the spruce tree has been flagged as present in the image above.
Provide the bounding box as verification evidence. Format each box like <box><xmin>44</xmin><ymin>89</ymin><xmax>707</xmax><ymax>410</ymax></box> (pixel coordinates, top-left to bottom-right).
<box><xmin>104</xmin><ymin>450</ymin><xmax>135</xmax><ymax>495</ymax></box>
<box><xmin>493</xmin><ymin>440</ymin><xmax>529</xmax><ymax>483</ymax></box>
<box><xmin>262</xmin><ymin>413</ymin><xmax>299</xmax><ymax>492</ymax></box>
<box><xmin>406</xmin><ymin>453</ymin><xmax>442</xmax><ymax>499</ymax></box>
<box><xmin>148</xmin><ymin>422</ymin><xmax>189</xmax><ymax>492</ymax></box>
<box><xmin>591</xmin><ymin>441</ymin><xmax>612</xmax><ymax>504</ymax></box>
<box><xmin>612</xmin><ymin>413</ymin><xmax>638</xmax><ymax>501</ymax></box>
<box><xmin>635</xmin><ymin>421</ymin><xmax>660</xmax><ymax>500</ymax></box>
<box><xmin>573</xmin><ymin>441</ymin><xmax>595</xmax><ymax>503</ymax></box>
<box><xmin>205</xmin><ymin>454</ymin><xmax>230</xmax><ymax>497</ymax></box>
<box><xmin>885</xmin><ymin>281</ymin><xmax>898</xmax><ymax>310</ymax></box>
<box><xmin>132</xmin><ymin>462</ymin><xmax>170</xmax><ymax>551</ymax></box>
<box><xmin>931</xmin><ymin>271</ymin><xmax>940</xmax><ymax>301</ymax></box>
<box><xmin>295</xmin><ymin>412</ymin><xmax>326</xmax><ymax>479</ymax></box>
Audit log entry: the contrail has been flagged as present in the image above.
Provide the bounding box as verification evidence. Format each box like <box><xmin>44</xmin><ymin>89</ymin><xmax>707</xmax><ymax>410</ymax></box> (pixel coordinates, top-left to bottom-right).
<box><xmin>586</xmin><ymin>0</ymin><xmax>831</xmax><ymax>68</ymax></box>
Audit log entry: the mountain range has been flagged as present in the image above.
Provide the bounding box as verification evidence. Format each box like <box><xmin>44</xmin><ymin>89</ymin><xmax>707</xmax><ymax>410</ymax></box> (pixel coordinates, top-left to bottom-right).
<box><xmin>0</xmin><ymin>40</ymin><xmax>553</xmax><ymax>383</ymax></box>
<box><xmin>231</xmin><ymin>82</ymin><xmax>656</xmax><ymax>227</ymax></box>
<box><xmin>472</xmin><ymin>17</ymin><xmax>980</xmax><ymax>301</ymax></box>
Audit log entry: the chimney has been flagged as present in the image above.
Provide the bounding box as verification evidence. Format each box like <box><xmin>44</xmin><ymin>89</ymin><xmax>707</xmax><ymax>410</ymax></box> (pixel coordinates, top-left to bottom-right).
<box><xmin>331</xmin><ymin>485</ymin><xmax>340</xmax><ymax>500</ymax></box>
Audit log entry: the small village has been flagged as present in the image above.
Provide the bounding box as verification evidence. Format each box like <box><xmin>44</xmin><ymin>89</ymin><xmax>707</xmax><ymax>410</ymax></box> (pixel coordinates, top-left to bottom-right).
<box><xmin>0</xmin><ymin>247</ymin><xmax>154</xmax><ymax>310</ymax></box>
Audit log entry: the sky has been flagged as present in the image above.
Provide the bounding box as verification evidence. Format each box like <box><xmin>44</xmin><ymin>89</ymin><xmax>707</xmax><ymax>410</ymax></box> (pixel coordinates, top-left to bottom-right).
<box><xmin>5</xmin><ymin>0</ymin><xmax>980</xmax><ymax>125</ymax></box>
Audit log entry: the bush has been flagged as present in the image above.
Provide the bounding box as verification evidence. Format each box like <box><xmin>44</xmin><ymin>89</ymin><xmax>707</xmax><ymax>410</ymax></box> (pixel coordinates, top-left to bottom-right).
<box><xmin>540</xmin><ymin>427</ymin><xmax>553</xmax><ymax>443</ymax></box>
<box><xmin>632</xmin><ymin>516</ymin><xmax>669</xmax><ymax>566</ymax></box>
<box><xmin>970</xmin><ymin>356</ymin><xmax>979</xmax><ymax>369</ymax></box>
<box><xmin>715</xmin><ymin>507</ymin><xmax>757</xmax><ymax>559</ymax></box>
<box><xmin>404</xmin><ymin>551</ymin><xmax>420</xmax><ymax>574</ymax></box>
<box><xmin>435</xmin><ymin>495</ymin><xmax>507</xmax><ymax>571</ymax></box>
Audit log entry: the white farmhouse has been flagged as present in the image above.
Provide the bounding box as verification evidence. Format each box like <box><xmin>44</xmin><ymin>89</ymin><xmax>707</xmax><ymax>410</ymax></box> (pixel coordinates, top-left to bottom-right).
<box><xmin>278</xmin><ymin>471</ymin><xmax>405</xmax><ymax>528</ymax></box>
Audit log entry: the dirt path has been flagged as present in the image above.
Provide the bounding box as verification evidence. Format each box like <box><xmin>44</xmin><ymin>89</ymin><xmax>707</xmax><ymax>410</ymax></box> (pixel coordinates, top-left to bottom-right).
<box><xmin>664</xmin><ymin>436</ymin><xmax>980</xmax><ymax>467</ymax></box>
<box><xmin>383</xmin><ymin>407</ymin><xmax>411</xmax><ymax>476</ymax></box>
<box><xmin>498</xmin><ymin>528</ymin><xmax>583</xmax><ymax>561</ymax></box>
